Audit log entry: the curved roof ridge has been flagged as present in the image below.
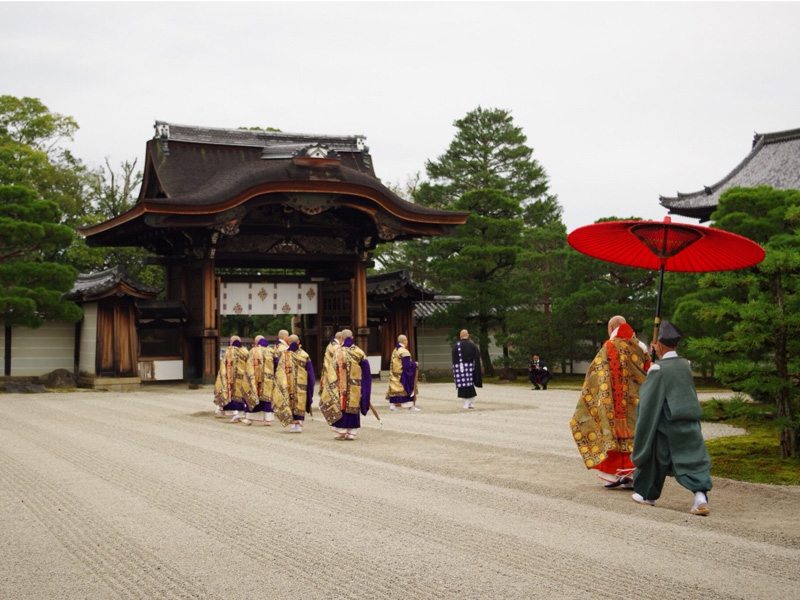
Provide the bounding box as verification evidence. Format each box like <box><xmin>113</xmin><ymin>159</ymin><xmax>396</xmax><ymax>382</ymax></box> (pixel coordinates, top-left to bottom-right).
<box><xmin>756</xmin><ymin>127</ymin><xmax>800</xmax><ymax>146</ymax></box>
<box><xmin>155</xmin><ymin>121</ymin><xmax>366</xmax><ymax>152</ymax></box>
<box><xmin>659</xmin><ymin>126</ymin><xmax>800</xmax><ymax>221</ymax></box>
<box><xmin>661</xmin><ymin>136</ymin><xmax>763</xmax><ymax>203</ymax></box>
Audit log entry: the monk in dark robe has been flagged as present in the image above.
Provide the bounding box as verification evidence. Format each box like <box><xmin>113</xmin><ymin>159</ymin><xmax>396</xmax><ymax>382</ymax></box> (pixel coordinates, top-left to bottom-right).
<box><xmin>452</xmin><ymin>329</ymin><xmax>482</xmax><ymax>410</ymax></box>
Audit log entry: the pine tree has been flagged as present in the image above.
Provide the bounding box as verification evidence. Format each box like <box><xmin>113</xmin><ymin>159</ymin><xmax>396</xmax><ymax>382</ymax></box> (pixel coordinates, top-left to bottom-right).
<box><xmin>684</xmin><ymin>186</ymin><xmax>800</xmax><ymax>458</ymax></box>
<box><xmin>0</xmin><ymin>185</ymin><xmax>82</xmax><ymax>327</ymax></box>
<box><xmin>416</xmin><ymin>107</ymin><xmax>562</xmax><ymax>376</ymax></box>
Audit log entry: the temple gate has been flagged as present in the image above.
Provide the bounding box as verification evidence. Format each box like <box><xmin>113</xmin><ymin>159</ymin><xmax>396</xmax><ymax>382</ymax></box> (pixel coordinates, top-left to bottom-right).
<box><xmin>81</xmin><ymin>123</ymin><xmax>467</xmax><ymax>382</ymax></box>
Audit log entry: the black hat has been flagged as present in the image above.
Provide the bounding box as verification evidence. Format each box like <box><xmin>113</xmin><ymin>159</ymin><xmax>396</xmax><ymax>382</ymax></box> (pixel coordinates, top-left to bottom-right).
<box><xmin>658</xmin><ymin>321</ymin><xmax>682</xmax><ymax>347</ymax></box>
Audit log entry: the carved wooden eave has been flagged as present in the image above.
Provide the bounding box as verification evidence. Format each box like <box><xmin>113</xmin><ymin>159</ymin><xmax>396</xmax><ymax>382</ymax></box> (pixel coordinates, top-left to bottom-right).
<box><xmin>79</xmin><ymin>122</ymin><xmax>469</xmax><ymax>260</ymax></box>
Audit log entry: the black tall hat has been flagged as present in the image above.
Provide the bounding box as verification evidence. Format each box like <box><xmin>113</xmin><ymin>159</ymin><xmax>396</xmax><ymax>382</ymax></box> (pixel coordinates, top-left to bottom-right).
<box><xmin>658</xmin><ymin>321</ymin><xmax>682</xmax><ymax>347</ymax></box>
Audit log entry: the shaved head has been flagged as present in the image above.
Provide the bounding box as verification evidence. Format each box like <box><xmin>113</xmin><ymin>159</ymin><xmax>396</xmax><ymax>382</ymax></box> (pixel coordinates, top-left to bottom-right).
<box><xmin>608</xmin><ymin>315</ymin><xmax>626</xmax><ymax>336</ymax></box>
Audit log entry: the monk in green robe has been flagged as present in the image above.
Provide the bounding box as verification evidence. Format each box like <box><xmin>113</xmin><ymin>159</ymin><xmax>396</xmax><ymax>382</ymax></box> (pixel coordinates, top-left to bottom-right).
<box><xmin>631</xmin><ymin>321</ymin><xmax>712</xmax><ymax>516</ymax></box>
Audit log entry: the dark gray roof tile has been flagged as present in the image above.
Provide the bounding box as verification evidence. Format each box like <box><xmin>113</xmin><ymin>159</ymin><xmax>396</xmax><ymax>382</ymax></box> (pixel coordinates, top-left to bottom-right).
<box><xmin>659</xmin><ymin>128</ymin><xmax>800</xmax><ymax>221</ymax></box>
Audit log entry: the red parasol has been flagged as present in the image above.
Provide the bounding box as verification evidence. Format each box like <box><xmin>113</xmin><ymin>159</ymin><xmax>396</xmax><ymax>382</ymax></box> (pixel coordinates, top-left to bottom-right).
<box><xmin>567</xmin><ymin>216</ymin><xmax>765</xmax><ymax>349</ymax></box>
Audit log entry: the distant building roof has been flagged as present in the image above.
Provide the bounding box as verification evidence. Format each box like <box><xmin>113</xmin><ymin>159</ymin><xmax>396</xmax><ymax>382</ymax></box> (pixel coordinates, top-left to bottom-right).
<box><xmin>366</xmin><ymin>269</ymin><xmax>436</xmax><ymax>301</ymax></box>
<box><xmin>659</xmin><ymin>128</ymin><xmax>800</xmax><ymax>221</ymax></box>
<box><xmin>66</xmin><ymin>266</ymin><xmax>160</xmax><ymax>302</ymax></box>
<box><xmin>414</xmin><ymin>296</ymin><xmax>461</xmax><ymax>322</ymax></box>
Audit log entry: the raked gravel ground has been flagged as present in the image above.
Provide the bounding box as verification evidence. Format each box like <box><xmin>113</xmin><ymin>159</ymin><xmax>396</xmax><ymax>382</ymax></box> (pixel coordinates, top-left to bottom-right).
<box><xmin>1</xmin><ymin>381</ymin><xmax>798</xmax><ymax>600</ymax></box>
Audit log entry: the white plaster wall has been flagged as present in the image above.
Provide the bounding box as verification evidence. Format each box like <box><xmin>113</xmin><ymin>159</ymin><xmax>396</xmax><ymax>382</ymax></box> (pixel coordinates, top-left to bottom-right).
<box><xmin>415</xmin><ymin>327</ymin><xmax>503</xmax><ymax>370</ymax></box>
<box><xmin>79</xmin><ymin>303</ymin><xmax>98</xmax><ymax>377</ymax></box>
<box><xmin>139</xmin><ymin>359</ymin><xmax>184</xmax><ymax>381</ymax></box>
<box><xmin>4</xmin><ymin>321</ymin><xmax>75</xmax><ymax>376</ymax></box>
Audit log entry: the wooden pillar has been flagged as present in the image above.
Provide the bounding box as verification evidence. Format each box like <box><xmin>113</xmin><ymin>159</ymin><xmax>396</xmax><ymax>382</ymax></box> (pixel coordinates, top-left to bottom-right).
<box><xmin>201</xmin><ymin>257</ymin><xmax>218</xmax><ymax>384</ymax></box>
<box><xmin>353</xmin><ymin>259</ymin><xmax>368</xmax><ymax>351</ymax></box>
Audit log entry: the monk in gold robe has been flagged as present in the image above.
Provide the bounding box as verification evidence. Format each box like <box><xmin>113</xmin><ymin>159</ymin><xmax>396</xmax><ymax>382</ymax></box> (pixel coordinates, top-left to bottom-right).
<box><xmin>246</xmin><ymin>334</ymin><xmax>277</xmax><ymax>425</ymax></box>
<box><xmin>319</xmin><ymin>331</ymin><xmax>343</xmax><ymax>400</ymax></box>
<box><xmin>272</xmin><ymin>334</ymin><xmax>315</xmax><ymax>433</ymax></box>
<box><xmin>385</xmin><ymin>334</ymin><xmax>419</xmax><ymax>411</ymax></box>
<box><xmin>319</xmin><ymin>329</ymin><xmax>372</xmax><ymax>440</ymax></box>
<box><xmin>570</xmin><ymin>316</ymin><xmax>650</xmax><ymax>487</ymax></box>
<box><xmin>214</xmin><ymin>336</ymin><xmax>256</xmax><ymax>424</ymax></box>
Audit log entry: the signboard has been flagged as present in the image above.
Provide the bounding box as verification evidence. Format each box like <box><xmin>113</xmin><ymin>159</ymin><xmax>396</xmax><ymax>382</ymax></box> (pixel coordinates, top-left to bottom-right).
<box><xmin>220</xmin><ymin>282</ymin><xmax>318</xmax><ymax>316</ymax></box>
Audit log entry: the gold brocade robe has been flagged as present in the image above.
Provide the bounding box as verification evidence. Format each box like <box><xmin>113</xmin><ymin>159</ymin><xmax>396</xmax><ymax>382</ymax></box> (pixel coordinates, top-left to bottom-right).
<box><xmin>246</xmin><ymin>345</ymin><xmax>276</xmax><ymax>406</ymax></box>
<box><xmin>385</xmin><ymin>345</ymin><xmax>412</xmax><ymax>399</ymax></box>
<box><xmin>273</xmin><ymin>347</ymin><xmax>311</xmax><ymax>426</ymax></box>
<box><xmin>213</xmin><ymin>346</ymin><xmax>254</xmax><ymax>408</ymax></box>
<box><xmin>318</xmin><ymin>340</ymin><xmax>339</xmax><ymax>401</ymax></box>
<box><xmin>319</xmin><ymin>344</ymin><xmax>366</xmax><ymax>426</ymax></box>
<box><xmin>569</xmin><ymin>330</ymin><xmax>650</xmax><ymax>471</ymax></box>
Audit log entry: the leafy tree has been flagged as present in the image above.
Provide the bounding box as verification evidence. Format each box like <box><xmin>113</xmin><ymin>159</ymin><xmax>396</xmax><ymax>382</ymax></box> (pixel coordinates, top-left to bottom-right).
<box><xmin>65</xmin><ymin>157</ymin><xmax>163</xmax><ymax>289</ymax></box>
<box><xmin>414</xmin><ymin>107</ymin><xmax>562</xmax><ymax>376</ymax></box>
<box><xmin>0</xmin><ymin>185</ymin><xmax>82</xmax><ymax>327</ymax></box>
<box><xmin>0</xmin><ymin>95</ymin><xmax>91</xmax><ymax>221</ymax></box>
<box><xmin>683</xmin><ymin>186</ymin><xmax>800</xmax><ymax>458</ymax></box>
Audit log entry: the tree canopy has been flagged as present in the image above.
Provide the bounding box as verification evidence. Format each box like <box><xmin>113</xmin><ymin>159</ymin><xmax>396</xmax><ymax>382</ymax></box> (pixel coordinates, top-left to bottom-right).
<box><xmin>0</xmin><ymin>185</ymin><xmax>82</xmax><ymax>327</ymax></box>
<box><xmin>411</xmin><ymin>107</ymin><xmax>563</xmax><ymax>376</ymax></box>
<box><xmin>681</xmin><ymin>186</ymin><xmax>800</xmax><ymax>458</ymax></box>
<box><xmin>0</xmin><ymin>95</ymin><xmax>161</xmax><ymax>292</ymax></box>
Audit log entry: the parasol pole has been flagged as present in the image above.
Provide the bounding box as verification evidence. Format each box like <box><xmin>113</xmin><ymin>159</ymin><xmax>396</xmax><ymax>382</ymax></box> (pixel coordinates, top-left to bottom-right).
<box><xmin>651</xmin><ymin>262</ymin><xmax>666</xmax><ymax>362</ymax></box>
<box><xmin>650</xmin><ymin>223</ymin><xmax>673</xmax><ymax>361</ymax></box>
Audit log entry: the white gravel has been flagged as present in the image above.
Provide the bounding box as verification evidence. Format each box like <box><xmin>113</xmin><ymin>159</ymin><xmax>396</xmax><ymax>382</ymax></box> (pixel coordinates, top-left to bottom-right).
<box><xmin>0</xmin><ymin>382</ymin><xmax>797</xmax><ymax>599</ymax></box>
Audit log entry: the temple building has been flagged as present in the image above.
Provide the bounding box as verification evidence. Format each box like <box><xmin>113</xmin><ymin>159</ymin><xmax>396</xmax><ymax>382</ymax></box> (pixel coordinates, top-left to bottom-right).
<box><xmin>78</xmin><ymin>122</ymin><xmax>468</xmax><ymax>385</ymax></box>
<box><xmin>660</xmin><ymin>127</ymin><xmax>800</xmax><ymax>221</ymax></box>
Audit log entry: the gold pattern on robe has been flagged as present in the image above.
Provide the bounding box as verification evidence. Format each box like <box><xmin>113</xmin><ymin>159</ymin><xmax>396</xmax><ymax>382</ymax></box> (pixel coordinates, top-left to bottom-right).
<box><xmin>246</xmin><ymin>345</ymin><xmax>276</xmax><ymax>406</ymax></box>
<box><xmin>273</xmin><ymin>347</ymin><xmax>311</xmax><ymax>426</ymax></box>
<box><xmin>385</xmin><ymin>345</ymin><xmax>411</xmax><ymax>399</ymax></box>
<box><xmin>319</xmin><ymin>344</ymin><xmax>366</xmax><ymax>426</ymax></box>
<box><xmin>213</xmin><ymin>346</ymin><xmax>254</xmax><ymax>408</ymax></box>
<box><xmin>570</xmin><ymin>336</ymin><xmax>648</xmax><ymax>470</ymax></box>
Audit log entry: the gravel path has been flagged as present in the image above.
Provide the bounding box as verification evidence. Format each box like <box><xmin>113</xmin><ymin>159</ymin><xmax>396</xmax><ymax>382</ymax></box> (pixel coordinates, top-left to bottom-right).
<box><xmin>1</xmin><ymin>382</ymin><xmax>797</xmax><ymax>599</ymax></box>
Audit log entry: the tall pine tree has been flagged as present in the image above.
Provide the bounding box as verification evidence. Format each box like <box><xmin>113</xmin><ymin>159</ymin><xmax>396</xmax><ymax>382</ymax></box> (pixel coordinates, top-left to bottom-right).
<box><xmin>415</xmin><ymin>107</ymin><xmax>561</xmax><ymax>376</ymax></box>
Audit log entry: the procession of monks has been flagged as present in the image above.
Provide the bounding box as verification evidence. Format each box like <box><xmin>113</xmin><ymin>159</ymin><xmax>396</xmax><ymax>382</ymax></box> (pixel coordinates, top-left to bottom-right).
<box><xmin>213</xmin><ymin>328</ymin><xmax>384</xmax><ymax>440</ymax></box>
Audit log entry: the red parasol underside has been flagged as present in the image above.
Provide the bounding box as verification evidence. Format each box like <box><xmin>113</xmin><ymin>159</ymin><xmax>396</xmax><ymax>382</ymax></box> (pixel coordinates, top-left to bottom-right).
<box><xmin>567</xmin><ymin>218</ymin><xmax>765</xmax><ymax>273</ymax></box>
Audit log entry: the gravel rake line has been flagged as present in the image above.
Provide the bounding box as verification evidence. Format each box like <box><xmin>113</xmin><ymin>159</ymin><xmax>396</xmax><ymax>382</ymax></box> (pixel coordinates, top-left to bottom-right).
<box><xmin>6</xmin><ymin>395</ymin><xmax>799</xmax><ymax>599</ymax></box>
<box><xmin>0</xmin><ymin>449</ymin><xmax>209</xmax><ymax>600</ymax></box>
<box><xmin>1</xmin><ymin>415</ymin><xmax>446</xmax><ymax>600</ymax></box>
<box><xmin>35</xmin><ymin>399</ymin><xmax>800</xmax><ymax>589</ymax></box>
<box><xmin>16</xmin><ymin>409</ymin><xmax>777</xmax><ymax>600</ymax></box>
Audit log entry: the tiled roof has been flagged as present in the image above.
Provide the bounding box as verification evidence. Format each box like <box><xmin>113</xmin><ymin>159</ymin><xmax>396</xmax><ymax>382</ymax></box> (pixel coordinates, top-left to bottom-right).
<box><xmin>659</xmin><ymin>128</ymin><xmax>800</xmax><ymax>221</ymax></box>
<box><xmin>366</xmin><ymin>269</ymin><xmax>436</xmax><ymax>300</ymax></box>
<box><xmin>414</xmin><ymin>296</ymin><xmax>461</xmax><ymax>321</ymax></box>
<box><xmin>65</xmin><ymin>266</ymin><xmax>161</xmax><ymax>302</ymax></box>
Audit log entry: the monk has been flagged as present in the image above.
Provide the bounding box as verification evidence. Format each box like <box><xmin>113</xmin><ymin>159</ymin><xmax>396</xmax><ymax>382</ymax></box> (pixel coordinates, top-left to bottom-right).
<box><xmin>570</xmin><ymin>316</ymin><xmax>650</xmax><ymax>487</ymax></box>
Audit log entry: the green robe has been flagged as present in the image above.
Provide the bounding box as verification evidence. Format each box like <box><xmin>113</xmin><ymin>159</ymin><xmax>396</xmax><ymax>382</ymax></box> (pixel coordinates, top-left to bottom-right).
<box><xmin>632</xmin><ymin>355</ymin><xmax>712</xmax><ymax>499</ymax></box>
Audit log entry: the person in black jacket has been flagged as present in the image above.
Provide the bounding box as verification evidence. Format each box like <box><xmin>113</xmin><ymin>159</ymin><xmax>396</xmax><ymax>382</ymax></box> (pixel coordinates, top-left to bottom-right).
<box><xmin>528</xmin><ymin>353</ymin><xmax>550</xmax><ymax>390</ymax></box>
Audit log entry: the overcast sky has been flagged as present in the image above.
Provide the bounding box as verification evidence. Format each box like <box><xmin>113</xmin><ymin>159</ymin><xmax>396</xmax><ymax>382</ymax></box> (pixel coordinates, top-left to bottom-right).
<box><xmin>2</xmin><ymin>1</ymin><xmax>799</xmax><ymax>232</ymax></box>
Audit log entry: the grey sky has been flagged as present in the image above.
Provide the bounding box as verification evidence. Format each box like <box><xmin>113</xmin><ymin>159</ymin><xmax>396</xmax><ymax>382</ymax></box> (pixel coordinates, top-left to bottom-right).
<box><xmin>2</xmin><ymin>1</ymin><xmax>799</xmax><ymax>232</ymax></box>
